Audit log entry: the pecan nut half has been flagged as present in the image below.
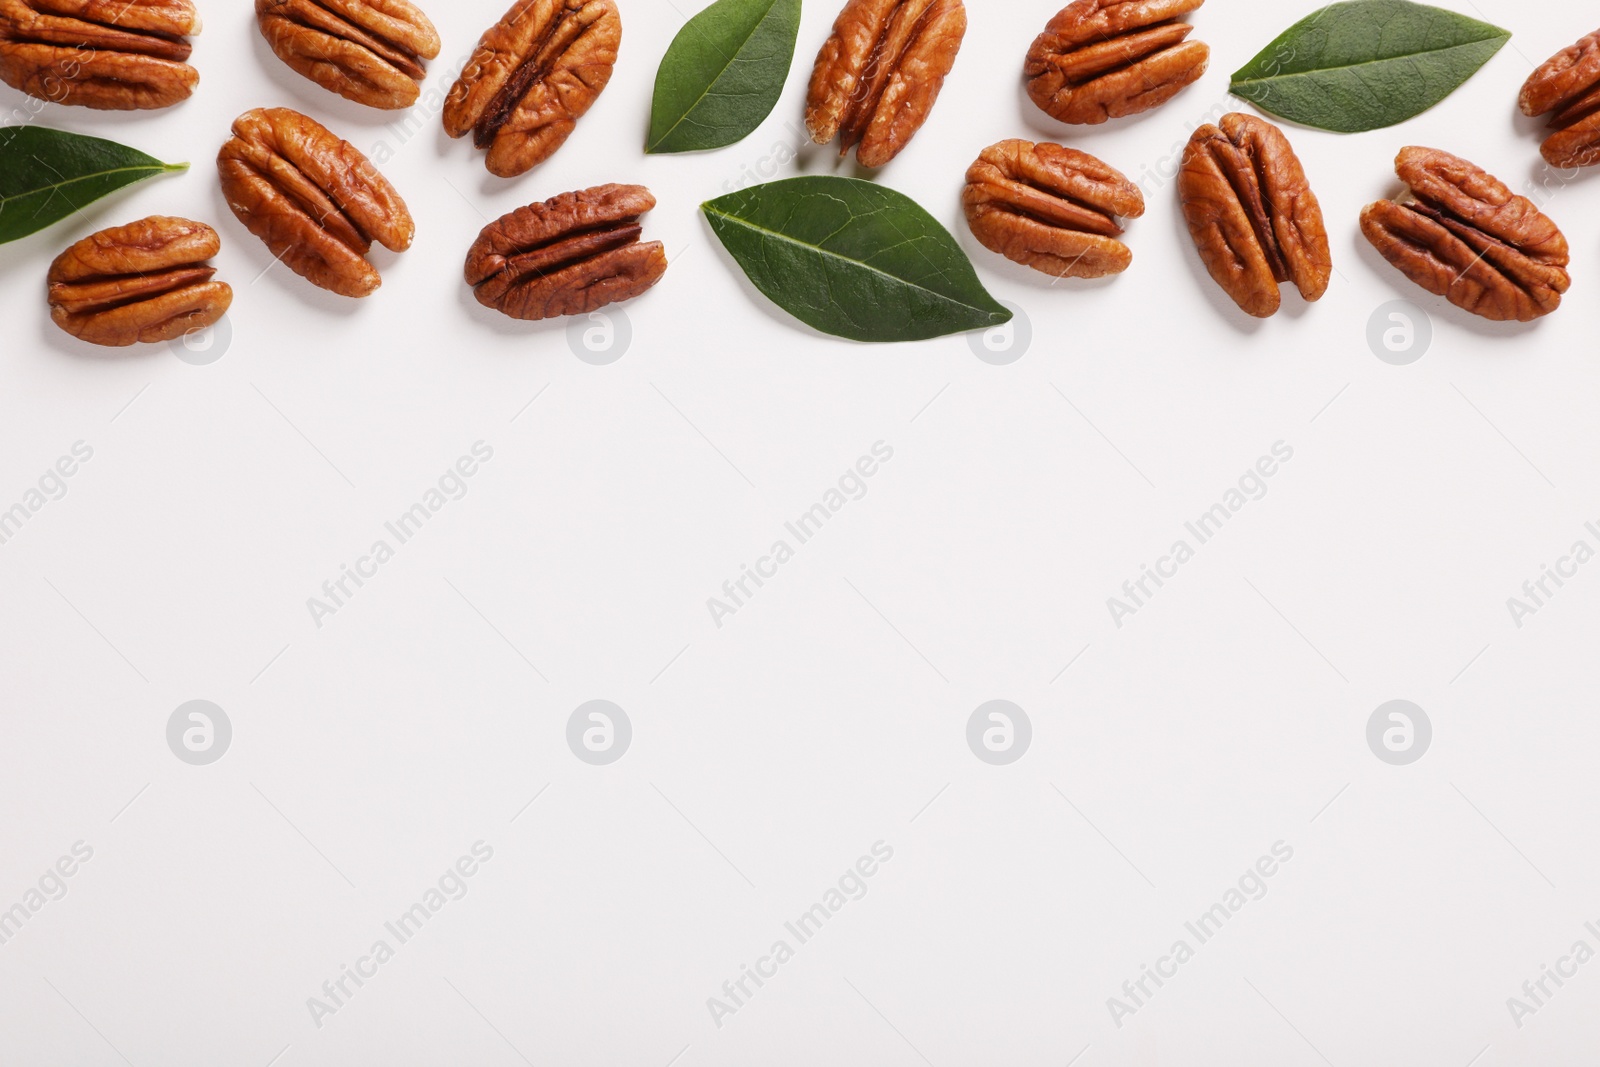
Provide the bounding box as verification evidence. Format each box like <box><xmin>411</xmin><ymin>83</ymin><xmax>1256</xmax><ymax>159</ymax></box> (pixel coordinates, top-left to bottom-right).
<box><xmin>48</xmin><ymin>216</ymin><xmax>232</xmax><ymax>346</ymax></box>
<box><xmin>0</xmin><ymin>0</ymin><xmax>200</xmax><ymax>109</ymax></box>
<box><xmin>805</xmin><ymin>0</ymin><xmax>967</xmax><ymax>168</ymax></box>
<box><xmin>465</xmin><ymin>184</ymin><xmax>667</xmax><ymax>321</ymax></box>
<box><xmin>962</xmin><ymin>139</ymin><xmax>1144</xmax><ymax>278</ymax></box>
<box><xmin>443</xmin><ymin>0</ymin><xmax>621</xmax><ymax>179</ymax></box>
<box><xmin>1178</xmin><ymin>113</ymin><xmax>1330</xmax><ymax>318</ymax></box>
<box><xmin>218</xmin><ymin>107</ymin><xmax>414</xmax><ymax>298</ymax></box>
<box><xmin>1026</xmin><ymin>0</ymin><xmax>1208</xmax><ymax>125</ymax></box>
<box><xmin>256</xmin><ymin>0</ymin><xmax>440</xmax><ymax>110</ymax></box>
<box><xmin>1360</xmin><ymin>147</ymin><xmax>1570</xmax><ymax>322</ymax></box>
<box><xmin>1519</xmin><ymin>27</ymin><xmax>1600</xmax><ymax>169</ymax></box>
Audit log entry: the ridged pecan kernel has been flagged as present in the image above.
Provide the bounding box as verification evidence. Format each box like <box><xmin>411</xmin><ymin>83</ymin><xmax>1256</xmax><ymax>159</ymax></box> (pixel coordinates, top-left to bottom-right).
<box><xmin>48</xmin><ymin>216</ymin><xmax>232</xmax><ymax>347</ymax></box>
<box><xmin>443</xmin><ymin>0</ymin><xmax>621</xmax><ymax>179</ymax></box>
<box><xmin>1360</xmin><ymin>147</ymin><xmax>1570</xmax><ymax>322</ymax></box>
<box><xmin>217</xmin><ymin>107</ymin><xmax>414</xmax><ymax>298</ymax></box>
<box><xmin>465</xmin><ymin>184</ymin><xmax>667</xmax><ymax>321</ymax></box>
<box><xmin>962</xmin><ymin>139</ymin><xmax>1144</xmax><ymax>278</ymax></box>
<box><xmin>805</xmin><ymin>0</ymin><xmax>967</xmax><ymax>168</ymax></box>
<box><xmin>1519</xmin><ymin>27</ymin><xmax>1600</xmax><ymax>169</ymax></box>
<box><xmin>1178</xmin><ymin>113</ymin><xmax>1331</xmax><ymax>318</ymax></box>
<box><xmin>0</xmin><ymin>0</ymin><xmax>200</xmax><ymax>109</ymax></box>
<box><xmin>1025</xmin><ymin>0</ymin><xmax>1208</xmax><ymax>125</ymax></box>
<box><xmin>255</xmin><ymin>0</ymin><xmax>441</xmax><ymax>110</ymax></box>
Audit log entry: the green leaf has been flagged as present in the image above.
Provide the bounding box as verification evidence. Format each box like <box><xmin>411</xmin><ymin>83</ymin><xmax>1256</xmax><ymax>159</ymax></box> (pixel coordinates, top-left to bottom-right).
<box><xmin>702</xmin><ymin>176</ymin><xmax>1012</xmax><ymax>343</ymax></box>
<box><xmin>1229</xmin><ymin>0</ymin><xmax>1511</xmax><ymax>133</ymax></box>
<box><xmin>646</xmin><ymin>0</ymin><xmax>802</xmax><ymax>154</ymax></box>
<box><xmin>0</xmin><ymin>126</ymin><xmax>187</xmax><ymax>246</ymax></box>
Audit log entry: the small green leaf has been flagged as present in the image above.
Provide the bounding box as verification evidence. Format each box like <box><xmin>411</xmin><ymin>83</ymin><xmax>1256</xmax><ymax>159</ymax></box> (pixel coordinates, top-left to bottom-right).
<box><xmin>1230</xmin><ymin>0</ymin><xmax>1511</xmax><ymax>133</ymax></box>
<box><xmin>0</xmin><ymin>127</ymin><xmax>187</xmax><ymax>246</ymax></box>
<box><xmin>647</xmin><ymin>0</ymin><xmax>802</xmax><ymax>154</ymax></box>
<box><xmin>702</xmin><ymin>176</ymin><xmax>1012</xmax><ymax>343</ymax></box>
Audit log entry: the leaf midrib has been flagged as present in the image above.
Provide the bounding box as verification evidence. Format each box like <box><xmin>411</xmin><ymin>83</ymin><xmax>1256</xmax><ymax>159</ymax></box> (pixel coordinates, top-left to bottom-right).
<box><xmin>0</xmin><ymin>162</ymin><xmax>185</xmax><ymax>214</ymax></box>
<box><xmin>1232</xmin><ymin>32</ymin><xmax>1507</xmax><ymax>88</ymax></box>
<box><xmin>648</xmin><ymin>0</ymin><xmax>787</xmax><ymax>152</ymax></box>
<box><xmin>703</xmin><ymin>204</ymin><xmax>998</xmax><ymax>318</ymax></box>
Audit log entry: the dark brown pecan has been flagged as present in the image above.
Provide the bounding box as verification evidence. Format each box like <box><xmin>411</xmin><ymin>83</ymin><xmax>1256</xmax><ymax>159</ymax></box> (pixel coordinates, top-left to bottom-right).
<box><xmin>962</xmin><ymin>139</ymin><xmax>1144</xmax><ymax>278</ymax></box>
<box><xmin>1025</xmin><ymin>0</ymin><xmax>1207</xmax><ymax>125</ymax></box>
<box><xmin>805</xmin><ymin>0</ymin><xmax>967</xmax><ymax>168</ymax></box>
<box><xmin>256</xmin><ymin>0</ymin><xmax>440</xmax><ymax>110</ymax></box>
<box><xmin>0</xmin><ymin>0</ymin><xmax>200</xmax><ymax>109</ymax></box>
<box><xmin>1360</xmin><ymin>147</ymin><xmax>1570</xmax><ymax>322</ymax></box>
<box><xmin>443</xmin><ymin>0</ymin><xmax>621</xmax><ymax>179</ymax></box>
<box><xmin>217</xmin><ymin>107</ymin><xmax>414</xmax><ymax>299</ymax></box>
<box><xmin>465</xmin><ymin>184</ymin><xmax>667</xmax><ymax>320</ymax></box>
<box><xmin>1178</xmin><ymin>113</ymin><xmax>1330</xmax><ymax>319</ymax></box>
<box><xmin>48</xmin><ymin>216</ymin><xmax>232</xmax><ymax>347</ymax></box>
<box><xmin>1520</xmin><ymin>28</ymin><xmax>1600</xmax><ymax>169</ymax></box>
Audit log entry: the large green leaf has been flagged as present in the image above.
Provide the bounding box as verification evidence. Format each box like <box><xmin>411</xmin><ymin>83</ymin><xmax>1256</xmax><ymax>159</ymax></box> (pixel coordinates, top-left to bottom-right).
<box><xmin>0</xmin><ymin>126</ymin><xmax>187</xmax><ymax>246</ymax></box>
<box><xmin>703</xmin><ymin>176</ymin><xmax>1011</xmax><ymax>343</ymax></box>
<box><xmin>1230</xmin><ymin>0</ymin><xmax>1511</xmax><ymax>133</ymax></box>
<box><xmin>647</xmin><ymin>0</ymin><xmax>801</xmax><ymax>154</ymax></box>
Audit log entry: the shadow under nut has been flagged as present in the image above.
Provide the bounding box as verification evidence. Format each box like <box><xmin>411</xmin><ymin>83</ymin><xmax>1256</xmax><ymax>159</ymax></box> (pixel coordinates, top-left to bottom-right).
<box><xmin>1025</xmin><ymin>0</ymin><xmax>1208</xmax><ymax>125</ymax></box>
<box><xmin>962</xmin><ymin>138</ymin><xmax>1144</xmax><ymax>278</ymax></box>
<box><xmin>218</xmin><ymin>107</ymin><xmax>413</xmax><ymax>298</ymax></box>
<box><xmin>465</xmin><ymin>184</ymin><xmax>667</xmax><ymax>320</ymax></box>
<box><xmin>255</xmin><ymin>0</ymin><xmax>441</xmax><ymax>110</ymax></box>
<box><xmin>1177</xmin><ymin>113</ymin><xmax>1330</xmax><ymax>319</ymax></box>
<box><xmin>443</xmin><ymin>0</ymin><xmax>621</xmax><ymax>179</ymax></box>
<box><xmin>0</xmin><ymin>0</ymin><xmax>201</xmax><ymax>109</ymax></box>
<box><xmin>47</xmin><ymin>216</ymin><xmax>232</xmax><ymax>346</ymax></box>
<box><xmin>805</xmin><ymin>0</ymin><xmax>967</xmax><ymax>169</ymax></box>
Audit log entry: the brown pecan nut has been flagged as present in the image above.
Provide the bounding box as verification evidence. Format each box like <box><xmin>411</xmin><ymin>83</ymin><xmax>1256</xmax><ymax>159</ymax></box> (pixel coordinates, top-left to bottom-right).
<box><xmin>1360</xmin><ymin>147</ymin><xmax>1570</xmax><ymax>323</ymax></box>
<box><xmin>1178</xmin><ymin>113</ymin><xmax>1331</xmax><ymax>319</ymax></box>
<box><xmin>217</xmin><ymin>107</ymin><xmax>414</xmax><ymax>299</ymax></box>
<box><xmin>805</xmin><ymin>0</ymin><xmax>967</xmax><ymax>168</ymax></box>
<box><xmin>443</xmin><ymin>0</ymin><xmax>621</xmax><ymax>179</ymax></box>
<box><xmin>255</xmin><ymin>0</ymin><xmax>440</xmax><ymax>110</ymax></box>
<box><xmin>465</xmin><ymin>184</ymin><xmax>667</xmax><ymax>321</ymax></box>
<box><xmin>1025</xmin><ymin>0</ymin><xmax>1208</xmax><ymax>125</ymax></box>
<box><xmin>48</xmin><ymin>216</ymin><xmax>232</xmax><ymax>347</ymax></box>
<box><xmin>0</xmin><ymin>0</ymin><xmax>200</xmax><ymax>110</ymax></box>
<box><xmin>962</xmin><ymin>139</ymin><xmax>1144</xmax><ymax>278</ymax></box>
<box><xmin>1520</xmin><ymin>28</ymin><xmax>1600</xmax><ymax>169</ymax></box>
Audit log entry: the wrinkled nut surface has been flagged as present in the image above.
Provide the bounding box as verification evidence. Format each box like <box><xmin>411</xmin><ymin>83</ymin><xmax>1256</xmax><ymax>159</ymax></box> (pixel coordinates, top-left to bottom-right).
<box><xmin>0</xmin><ymin>0</ymin><xmax>200</xmax><ymax>109</ymax></box>
<box><xmin>1026</xmin><ymin>0</ymin><xmax>1208</xmax><ymax>125</ymax></box>
<box><xmin>218</xmin><ymin>107</ymin><xmax>414</xmax><ymax>298</ymax></box>
<box><xmin>962</xmin><ymin>139</ymin><xmax>1144</xmax><ymax>278</ymax></box>
<box><xmin>1178</xmin><ymin>113</ymin><xmax>1331</xmax><ymax>318</ymax></box>
<box><xmin>465</xmin><ymin>184</ymin><xmax>667</xmax><ymax>321</ymax></box>
<box><xmin>1360</xmin><ymin>147</ymin><xmax>1570</xmax><ymax>323</ymax></box>
<box><xmin>805</xmin><ymin>0</ymin><xmax>967</xmax><ymax>168</ymax></box>
<box><xmin>444</xmin><ymin>0</ymin><xmax>621</xmax><ymax>179</ymax></box>
<box><xmin>1519</xmin><ymin>27</ymin><xmax>1600</xmax><ymax>169</ymax></box>
<box><xmin>256</xmin><ymin>0</ymin><xmax>440</xmax><ymax>110</ymax></box>
<box><xmin>48</xmin><ymin>216</ymin><xmax>232</xmax><ymax>347</ymax></box>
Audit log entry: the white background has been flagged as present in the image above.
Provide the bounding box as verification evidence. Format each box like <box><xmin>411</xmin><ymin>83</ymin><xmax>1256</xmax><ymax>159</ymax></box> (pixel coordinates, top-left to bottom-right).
<box><xmin>3</xmin><ymin>0</ymin><xmax>1600</xmax><ymax>1063</ymax></box>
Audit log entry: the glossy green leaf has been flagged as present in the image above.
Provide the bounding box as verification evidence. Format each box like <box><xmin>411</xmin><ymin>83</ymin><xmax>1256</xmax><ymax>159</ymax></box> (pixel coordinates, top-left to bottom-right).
<box><xmin>703</xmin><ymin>176</ymin><xmax>1012</xmax><ymax>343</ymax></box>
<box><xmin>0</xmin><ymin>126</ymin><xmax>187</xmax><ymax>246</ymax></box>
<box><xmin>1230</xmin><ymin>0</ymin><xmax>1511</xmax><ymax>133</ymax></box>
<box><xmin>647</xmin><ymin>0</ymin><xmax>801</xmax><ymax>154</ymax></box>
